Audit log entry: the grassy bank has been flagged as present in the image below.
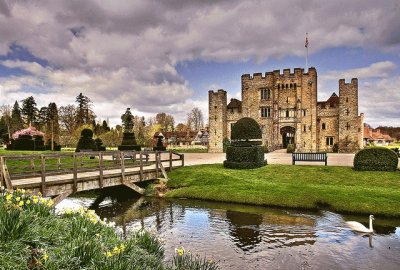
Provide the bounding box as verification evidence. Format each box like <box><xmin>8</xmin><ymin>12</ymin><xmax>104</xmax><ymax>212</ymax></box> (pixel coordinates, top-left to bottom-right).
<box><xmin>166</xmin><ymin>164</ymin><xmax>400</xmax><ymax>217</ymax></box>
<box><xmin>0</xmin><ymin>189</ymin><xmax>218</xmax><ymax>270</ymax></box>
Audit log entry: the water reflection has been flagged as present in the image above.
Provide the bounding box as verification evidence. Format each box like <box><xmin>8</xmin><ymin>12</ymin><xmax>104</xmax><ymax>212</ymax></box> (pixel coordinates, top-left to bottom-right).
<box><xmin>59</xmin><ymin>196</ymin><xmax>400</xmax><ymax>270</ymax></box>
<box><xmin>226</xmin><ymin>211</ymin><xmax>262</xmax><ymax>250</ymax></box>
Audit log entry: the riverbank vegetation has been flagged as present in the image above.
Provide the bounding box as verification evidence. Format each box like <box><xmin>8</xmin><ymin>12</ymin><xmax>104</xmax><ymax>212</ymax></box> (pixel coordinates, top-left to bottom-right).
<box><xmin>0</xmin><ymin>189</ymin><xmax>218</xmax><ymax>270</ymax></box>
<box><xmin>166</xmin><ymin>164</ymin><xmax>400</xmax><ymax>217</ymax></box>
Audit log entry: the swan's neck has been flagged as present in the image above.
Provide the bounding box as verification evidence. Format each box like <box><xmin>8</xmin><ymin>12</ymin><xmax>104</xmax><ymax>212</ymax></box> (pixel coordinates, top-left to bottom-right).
<box><xmin>369</xmin><ymin>217</ymin><xmax>373</xmax><ymax>231</ymax></box>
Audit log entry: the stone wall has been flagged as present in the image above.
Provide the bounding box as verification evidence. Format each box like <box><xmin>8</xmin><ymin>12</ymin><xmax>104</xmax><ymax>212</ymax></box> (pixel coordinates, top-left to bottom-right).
<box><xmin>208</xmin><ymin>68</ymin><xmax>363</xmax><ymax>153</ymax></box>
<box><xmin>208</xmin><ymin>90</ymin><xmax>227</xmax><ymax>152</ymax></box>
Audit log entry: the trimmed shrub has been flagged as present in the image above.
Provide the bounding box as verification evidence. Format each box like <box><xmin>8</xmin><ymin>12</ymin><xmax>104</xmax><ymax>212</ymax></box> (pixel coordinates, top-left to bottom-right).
<box><xmin>76</xmin><ymin>128</ymin><xmax>97</xmax><ymax>152</ymax></box>
<box><xmin>223</xmin><ymin>160</ymin><xmax>268</xmax><ymax>169</ymax></box>
<box><xmin>332</xmin><ymin>143</ymin><xmax>339</xmax><ymax>153</ymax></box>
<box><xmin>94</xmin><ymin>138</ymin><xmax>106</xmax><ymax>151</ymax></box>
<box><xmin>286</xmin><ymin>144</ymin><xmax>294</xmax><ymax>153</ymax></box>
<box><xmin>226</xmin><ymin>146</ymin><xmax>264</xmax><ymax>163</ymax></box>
<box><xmin>222</xmin><ymin>137</ymin><xmax>230</xmax><ymax>153</ymax></box>
<box><xmin>231</xmin><ymin>117</ymin><xmax>262</xmax><ymax>142</ymax></box>
<box><xmin>354</xmin><ymin>147</ymin><xmax>398</xmax><ymax>171</ymax></box>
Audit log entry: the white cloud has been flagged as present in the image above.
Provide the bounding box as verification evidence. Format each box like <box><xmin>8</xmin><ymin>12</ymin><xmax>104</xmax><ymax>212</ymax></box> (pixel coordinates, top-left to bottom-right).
<box><xmin>0</xmin><ymin>0</ymin><xmax>399</xmax><ymax>126</ymax></box>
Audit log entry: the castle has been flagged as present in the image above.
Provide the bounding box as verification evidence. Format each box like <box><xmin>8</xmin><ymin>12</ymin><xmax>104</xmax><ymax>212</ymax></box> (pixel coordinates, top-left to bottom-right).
<box><xmin>208</xmin><ymin>67</ymin><xmax>364</xmax><ymax>153</ymax></box>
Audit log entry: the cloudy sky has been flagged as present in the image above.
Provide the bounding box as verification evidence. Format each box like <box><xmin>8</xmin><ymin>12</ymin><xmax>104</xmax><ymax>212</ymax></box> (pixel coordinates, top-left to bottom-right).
<box><xmin>0</xmin><ymin>0</ymin><xmax>399</xmax><ymax>127</ymax></box>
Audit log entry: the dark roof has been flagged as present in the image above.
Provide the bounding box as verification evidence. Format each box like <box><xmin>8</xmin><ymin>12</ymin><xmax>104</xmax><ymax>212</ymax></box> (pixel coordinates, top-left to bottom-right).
<box><xmin>318</xmin><ymin>92</ymin><xmax>339</xmax><ymax>108</ymax></box>
<box><xmin>227</xmin><ymin>99</ymin><xmax>242</xmax><ymax>111</ymax></box>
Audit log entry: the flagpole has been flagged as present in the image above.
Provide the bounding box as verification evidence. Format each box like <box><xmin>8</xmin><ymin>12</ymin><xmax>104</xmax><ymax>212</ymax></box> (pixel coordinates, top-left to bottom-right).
<box><xmin>305</xmin><ymin>33</ymin><xmax>309</xmax><ymax>71</ymax></box>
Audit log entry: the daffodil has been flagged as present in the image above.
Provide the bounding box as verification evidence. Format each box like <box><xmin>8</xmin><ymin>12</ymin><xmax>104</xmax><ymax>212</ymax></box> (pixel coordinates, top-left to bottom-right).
<box><xmin>5</xmin><ymin>194</ymin><xmax>12</xmax><ymax>201</ymax></box>
<box><xmin>106</xmin><ymin>251</ymin><xmax>112</xmax><ymax>258</ymax></box>
<box><xmin>42</xmin><ymin>253</ymin><xmax>49</xmax><ymax>261</ymax></box>
<box><xmin>120</xmin><ymin>243</ymin><xmax>126</xmax><ymax>252</ymax></box>
<box><xmin>175</xmin><ymin>247</ymin><xmax>185</xmax><ymax>256</ymax></box>
<box><xmin>113</xmin><ymin>246</ymin><xmax>121</xmax><ymax>254</ymax></box>
<box><xmin>16</xmin><ymin>196</ymin><xmax>21</xmax><ymax>202</ymax></box>
<box><xmin>18</xmin><ymin>201</ymin><xmax>24</xmax><ymax>206</ymax></box>
<box><xmin>33</xmin><ymin>198</ymin><xmax>38</xmax><ymax>204</ymax></box>
<box><xmin>26</xmin><ymin>200</ymin><xmax>31</xmax><ymax>205</ymax></box>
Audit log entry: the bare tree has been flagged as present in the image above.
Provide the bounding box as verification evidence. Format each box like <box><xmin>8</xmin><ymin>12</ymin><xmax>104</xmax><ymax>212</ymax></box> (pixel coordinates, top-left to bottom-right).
<box><xmin>156</xmin><ymin>112</ymin><xmax>175</xmax><ymax>131</ymax></box>
<box><xmin>59</xmin><ymin>105</ymin><xmax>77</xmax><ymax>133</ymax></box>
<box><xmin>0</xmin><ymin>104</ymin><xmax>12</xmax><ymax>139</ymax></box>
<box><xmin>187</xmin><ymin>107</ymin><xmax>204</xmax><ymax>131</ymax></box>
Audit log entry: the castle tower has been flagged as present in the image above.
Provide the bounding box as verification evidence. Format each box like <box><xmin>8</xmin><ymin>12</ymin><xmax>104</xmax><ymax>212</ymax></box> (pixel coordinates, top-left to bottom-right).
<box><xmin>208</xmin><ymin>90</ymin><xmax>227</xmax><ymax>152</ymax></box>
<box><xmin>338</xmin><ymin>78</ymin><xmax>362</xmax><ymax>152</ymax></box>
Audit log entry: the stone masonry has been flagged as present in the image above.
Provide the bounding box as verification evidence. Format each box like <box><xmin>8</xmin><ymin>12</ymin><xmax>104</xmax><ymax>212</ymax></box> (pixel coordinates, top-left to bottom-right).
<box><xmin>208</xmin><ymin>67</ymin><xmax>364</xmax><ymax>153</ymax></box>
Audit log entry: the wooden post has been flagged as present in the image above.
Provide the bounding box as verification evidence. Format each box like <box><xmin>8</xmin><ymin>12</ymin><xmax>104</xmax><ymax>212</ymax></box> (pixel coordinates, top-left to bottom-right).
<box><xmin>30</xmin><ymin>158</ymin><xmax>35</xmax><ymax>171</ymax></box>
<box><xmin>181</xmin><ymin>154</ymin><xmax>184</xmax><ymax>167</ymax></box>
<box><xmin>99</xmin><ymin>152</ymin><xmax>104</xmax><ymax>188</ymax></box>
<box><xmin>0</xmin><ymin>157</ymin><xmax>4</xmax><ymax>188</ymax></box>
<box><xmin>40</xmin><ymin>154</ymin><xmax>46</xmax><ymax>196</ymax></box>
<box><xmin>73</xmin><ymin>153</ymin><xmax>78</xmax><ymax>192</ymax></box>
<box><xmin>120</xmin><ymin>151</ymin><xmax>125</xmax><ymax>184</ymax></box>
<box><xmin>169</xmin><ymin>151</ymin><xmax>173</xmax><ymax>171</ymax></box>
<box><xmin>1</xmin><ymin>157</ymin><xmax>12</xmax><ymax>191</ymax></box>
<box><xmin>139</xmin><ymin>151</ymin><xmax>143</xmax><ymax>181</ymax></box>
<box><xmin>155</xmin><ymin>152</ymin><xmax>159</xmax><ymax>178</ymax></box>
<box><xmin>57</xmin><ymin>155</ymin><xmax>61</xmax><ymax>170</ymax></box>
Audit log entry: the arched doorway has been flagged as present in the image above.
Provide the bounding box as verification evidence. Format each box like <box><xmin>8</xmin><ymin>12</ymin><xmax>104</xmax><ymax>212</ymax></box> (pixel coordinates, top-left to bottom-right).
<box><xmin>280</xmin><ymin>126</ymin><xmax>295</xmax><ymax>149</ymax></box>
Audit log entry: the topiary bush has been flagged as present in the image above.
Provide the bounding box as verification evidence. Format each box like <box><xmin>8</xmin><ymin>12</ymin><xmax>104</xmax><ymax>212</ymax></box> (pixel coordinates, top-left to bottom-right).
<box><xmin>224</xmin><ymin>117</ymin><xmax>266</xmax><ymax>169</ymax></box>
<box><xmin>94</xmin><ymin>138</ymin><xmax>106</xmax><ymax>151</ymax></box>
<box><xmin>76</xmin><ymin>128</ymin><xmax>97</xmax><ymax>152</ymax></box>
<box><xmin>231</xmin><ymin>117</ymin><xmax>262</xmax><ymax>144</ymax></box>
<box><xmin>286</xmin><ymin>144</ymin><xmax>294</xmax><ymax>153</ymax></box>
<box><xmin>354</xmin><ymin>147</ymin><xmax>398</xmax><ymax>171</ymax></box>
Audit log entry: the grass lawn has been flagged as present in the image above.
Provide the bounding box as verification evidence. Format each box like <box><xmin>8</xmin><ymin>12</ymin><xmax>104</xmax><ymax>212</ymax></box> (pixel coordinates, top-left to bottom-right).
<box><xmin>166</xmin><ymin>164</ymin><xmax>400</xmax><ymax>217</ymax></box>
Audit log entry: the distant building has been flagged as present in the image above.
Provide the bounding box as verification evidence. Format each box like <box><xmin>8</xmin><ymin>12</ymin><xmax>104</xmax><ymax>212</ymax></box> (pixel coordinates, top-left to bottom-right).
<box><xmin>208</xmin><ymin>67</ymin><xmax>364</xmax><ymax>153</ymax></box>
<box><xmin>153</xmin><ymin>129</ymin><xmax>209</xmax><ymax>147</ymax></box>
<box><xmin>363</xmin><ymin>124</ymin><xmax>394</xmax><ymax>146</ymax></box>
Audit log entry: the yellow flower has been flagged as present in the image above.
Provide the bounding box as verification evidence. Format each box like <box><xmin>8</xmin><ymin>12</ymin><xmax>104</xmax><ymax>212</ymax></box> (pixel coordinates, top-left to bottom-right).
<box><xmin>40</xmin><ymin>198</ymin><xmax>47</xmax><ymax>204</ymax></box>
<box><xmin>18</xmin><ymin>201</ymin><xmax>24</xmax><ymax>206</ymax></box>
<box><xmin>113</xmin><ymin>246</ymin><xmax>121</xmax><ymax>254</ymax></box>
<box><xmin>175</xmin><ymin>247</ymin><xmax>185</xmax><ymax>256</ymax></box>
<box><xmin>106</xmin><ymin>251</ymin><xmax>112</xmax><ymax>258</ymax></box>
<box><xmin>21</xmin><ymin>189</ymin><xmax>26</xmax><ymax>194</ymax></box>
<box><xmin>120</xmin><ymin>243</ymin><xmax>126</xmax><ymax>251</ymax></box>
<box><xmin>26</xmin><ymin>200</ymin><xmax>31</xmax><ymax>205</ymax></box>
<box><xmin>5</xmin><ymin>194</ymin><xmax>12</xmax><ymax>201</ymax></box>
<box><xmin>16</xmin><ymin>197</ymin><xmax>21</xmax><ymax>202</ymax></box>
<box><xmin>33</xmin><ymin>198</ymin><xmax>39</xmax><ymax>204</ymax></box>
<box><xmin>47</xmin><ymin>200</ymin><xmax>54</xmax><ymax>207</ymax></box>
<box><xmin>42</xmin><ymin>253</ymin><xmax>49</xmax><ymax>261</ymax></box>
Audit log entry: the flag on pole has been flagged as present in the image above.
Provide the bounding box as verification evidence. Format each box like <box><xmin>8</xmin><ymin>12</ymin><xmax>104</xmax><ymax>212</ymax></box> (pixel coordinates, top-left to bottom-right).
<box><xmin>305</xmin><ymin>34</ymin><xmax>309</xmax><ymax>48</ymax></box>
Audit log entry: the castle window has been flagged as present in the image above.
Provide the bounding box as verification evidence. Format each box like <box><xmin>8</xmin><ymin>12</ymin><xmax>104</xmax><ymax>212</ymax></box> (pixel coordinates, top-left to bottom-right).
<box><xmin>326</xmin><ymin>137</ymin><xmax>334</xmax><ymax>146</ymax></box>
<box><xmin>278</xmin><ymin>85</ymin><xmax>280</xmax><ymax>90</ymax></box>
<box><xmin>286</xmin><ymin>97</ymin><xmax>289</xmax><ymax>103</ymax></box>
<box><xmin>282</xmin><ymin>84</ymin><xmax>284</xmax><ymax>89</ymax></box>
<box><xmin>286</xmin><ymin>110</ymin><xmax>290</xmax><ymax>117</ymax></box>
<box><xmin>260</xmin><ymin>88</ymin><xmax>271</xmax><ymax>100</ymax></box>
<box><xmin>261</xmin><ymin>107</ymin><xmax>271</xmax><ymax>118</ymax></box>
<box><xmin>294</xmin><ymin>83</ymin><xmax>297</xmax><ymax>89</ymax></box>
<box><xmin>215</xmin><ymin>116</ymin><xmax>217</xmax><ymax>121</ymax></box>
<box><xmin>346</xmin><ymin>109</ymin><xmax>350</xmax><ymax>116</ymax></box>
<box><xmin>322</xmin><ymin>123</ymin><xmax>326</xmax><ymax>130</ymax></box>
<box><xmin>346</xmin><ymin>122</ymin><xmax>350</xmax><ymax>130</ymax></box>
<box><xmin>286</xmin><ymin>84</ymin><xmax>288</xmax><ymax>89</ymax></box>
<box><xmin>346</xmin><ymin>98</ymin><xmax>349</xmax><ymax>103</ymax></box>
<box><xmin>290</xmin><ymin>83</ymin><xmax>293</xmax><ymax>89</ymax></box>
<box><xmin>303</xmin><ymin>125</ymin><xmax>306</xmax><ymax>132</ymax></box>
<box><xmin>214</xmin><ymin>106</ymin><xmax>217</xmax><ymax>109</ymax></box>
<box><xmin>214</xmin><ymin>130</ymin><xmax>216</xmax><ymax>135</ymax></box>
<box><xmin>303</xmin><ymin>110</ymin><xmax>307</xmax><ymax>117</ymax></box>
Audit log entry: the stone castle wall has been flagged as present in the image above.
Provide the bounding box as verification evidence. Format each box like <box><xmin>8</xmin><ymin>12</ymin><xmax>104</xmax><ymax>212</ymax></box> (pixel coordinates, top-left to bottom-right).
<box><xmin>208</xmin><ymin>67</ymin><xmax>363</xmax><ymax>153</ymax></box>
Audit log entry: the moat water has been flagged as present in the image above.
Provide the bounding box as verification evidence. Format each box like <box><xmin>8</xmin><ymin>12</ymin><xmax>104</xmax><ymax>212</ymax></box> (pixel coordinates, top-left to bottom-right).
<box><xmin>57</xmin><ymin>196</ymin><xmax>400</xmax><ymax>270</ymax></box>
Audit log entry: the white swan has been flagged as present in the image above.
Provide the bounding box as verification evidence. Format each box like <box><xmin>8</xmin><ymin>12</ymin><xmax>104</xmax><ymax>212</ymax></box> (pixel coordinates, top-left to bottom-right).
<box><xmin>346</xmin><ymin>215</ymin><xmax>374</xmax><ymax>233</ymax></box>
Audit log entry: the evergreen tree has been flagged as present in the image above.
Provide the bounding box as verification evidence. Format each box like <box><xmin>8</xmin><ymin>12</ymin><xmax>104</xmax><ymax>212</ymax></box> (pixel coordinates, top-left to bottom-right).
<box><xmin>102</xmin><ymin>120</ymin><xmax>110</xmax><ymax>132</ymax></box>
<box><xmin>46</xmin><ymin>102</ymin><xmax>60</xmax><ymax>148</ymax></box>
<box><xmin>21</xmin><ymin>96</ymin><xmax>38</xmax><ymax>126</ymax></box>
<box><xmin>37</xmin><ymin>106</ymin><xmax>48</xmax><ymax>131</ymax></box>
<box><xmin>11</xmin><ymin>101</ymin><xmax>24</xmax><ymax>133</ymax></box>
<box><xmin>75</xmin><ymin>93</ymin><xmax>95</xmax><ymax>125</ymax></box>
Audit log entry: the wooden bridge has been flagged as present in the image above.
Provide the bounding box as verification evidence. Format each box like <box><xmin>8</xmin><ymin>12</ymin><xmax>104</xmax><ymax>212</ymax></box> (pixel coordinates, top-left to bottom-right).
<box><xmin>0</xmin><ymin>151</ymin><xmax>184</xmax><ymax>203</ymax></box>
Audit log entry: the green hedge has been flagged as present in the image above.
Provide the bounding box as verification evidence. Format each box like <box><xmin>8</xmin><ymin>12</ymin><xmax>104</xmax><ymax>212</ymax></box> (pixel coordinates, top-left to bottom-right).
<box><xmin>354</xmin><ymin>147</ymin><xmax>398</xmax><ymax>171</ymax></box>
<box><xmin>224</xmin><ymin>145</ymin><xmax>267</xmax><ymax>169</ymax></box>
<box><xmin>231</xmin><ymin>117</ymin><xmax>262</xmax><ymax>141</ymax></box>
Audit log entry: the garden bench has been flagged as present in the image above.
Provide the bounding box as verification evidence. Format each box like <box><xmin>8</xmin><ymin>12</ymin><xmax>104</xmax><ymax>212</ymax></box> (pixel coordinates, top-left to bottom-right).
<box><xmin>112</xmin><ymin>152</ymin><xmax>149</xmax><ymax>162</ymax></box>
<box><xmin>292</xmin><ymin>152</ymin><xmax>327</xmax><ymax>166</ymax></box>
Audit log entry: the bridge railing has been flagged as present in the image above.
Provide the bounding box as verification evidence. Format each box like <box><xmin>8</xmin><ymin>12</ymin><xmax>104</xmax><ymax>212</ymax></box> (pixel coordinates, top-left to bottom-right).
<box><xmin>0</xmin><ymin>150</ymin><xmax>184</xmax><ymax>195</ymax></box>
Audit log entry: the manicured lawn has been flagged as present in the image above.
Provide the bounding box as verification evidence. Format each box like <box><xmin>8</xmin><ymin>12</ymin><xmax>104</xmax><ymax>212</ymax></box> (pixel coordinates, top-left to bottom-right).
<box><xmin>166</xmin><ymin>164</ymin><xmax>400</xmax><ymax>217</ymax></box>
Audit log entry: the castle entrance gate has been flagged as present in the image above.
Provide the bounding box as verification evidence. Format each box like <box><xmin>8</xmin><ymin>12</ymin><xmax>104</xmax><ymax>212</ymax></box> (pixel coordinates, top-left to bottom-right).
<box><xmin>280</xmin><ymin>126</ymin><xmax>295</xmax><ymax>149</ymax></box>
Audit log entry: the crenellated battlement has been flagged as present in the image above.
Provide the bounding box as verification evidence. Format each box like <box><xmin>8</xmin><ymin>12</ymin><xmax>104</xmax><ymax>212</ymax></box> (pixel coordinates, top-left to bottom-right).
<box><xmin>339</xmin><ymin>78</ymin><xmax>358</xmax><ymax>87</ymax></box>
<box><xmin>241</xmin><ymin>67</ymin><xmax>317</xmax><ymax>81</ymax></box>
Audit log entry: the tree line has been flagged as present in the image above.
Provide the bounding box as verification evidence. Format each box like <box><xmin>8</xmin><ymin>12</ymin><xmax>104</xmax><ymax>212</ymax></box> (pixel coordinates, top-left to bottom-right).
<box><xmin>0</xmin><ymin>93</ymin><xmax>205</xmax><ymax>148</ymax></box>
